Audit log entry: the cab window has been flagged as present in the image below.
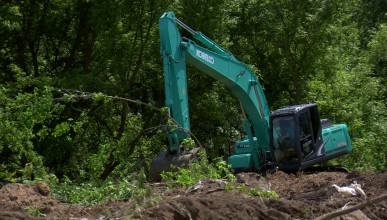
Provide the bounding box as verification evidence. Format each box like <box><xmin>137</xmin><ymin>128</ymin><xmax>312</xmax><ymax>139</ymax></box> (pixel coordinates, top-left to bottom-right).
<box><xmin>299</xmin><ymin>112</ymin><xmax>313</xmax><ymax>156</ymax></box>
<box><xmin>272</xmin><ymin>116</ymin><xmax>298</xmax><ymax>163</ymax></box>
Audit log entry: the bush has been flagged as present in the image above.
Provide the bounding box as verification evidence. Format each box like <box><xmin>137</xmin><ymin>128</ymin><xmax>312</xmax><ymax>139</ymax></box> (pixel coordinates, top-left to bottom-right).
<box><xmin>47</xmin><ymin>169</ymin><xmax>158</xmax><ymax>206</ymax></box>
<box><xmin>160</xmin><ymin>150</ymin><xmax>236</xmax><ymax>188</ymax></box>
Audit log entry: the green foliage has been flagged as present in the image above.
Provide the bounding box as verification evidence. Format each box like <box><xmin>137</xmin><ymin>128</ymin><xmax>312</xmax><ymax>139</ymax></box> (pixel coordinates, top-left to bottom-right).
<box><xmin>367</xmin><ymin>24</ymin><xmax>387</xmax><ymax>103</ymax></box>
<box><xmin>181</xmin><ymin>138</ymin><xmax>195</xmax><ymax>150</ymax></box>
<box><xmin>236</xmin><ymin>184</ymin><xmax>278</xmax><ymax>198</ymax></box>
<box><xmin>23</xmin><ymin>207</ymin><xmax>45</xmax><ymax>217</ymax></box>
<box><xmin>48</xmin><ymin>169</ymin><xmax>157</xmax><ymax>206</ymax></box>
<box><xmin>160</xmin><ymin>150</ymin><xmax>236</xmax><ymax>188</ymax></box>
<box><xmin>307</xmin><ymin>20</ymin><xmax>386</xmax><ymax>171</ymax></box>
<box><xmin>0</xmin><ymin>86</ymin><xmax>61</xmax><ymax>181</ymax></box>
<box><xmin>230</xmin><ymin>0</ymin><xmax>353</xmax><ymax>107</ymax></box>
<box><xmin>189</xmin><ymin>85</ymin><xmax>242</xmax><ymax>159</ymax></box>
<box><xmin>248</xmin><ymin>187</ymin><xmax>278</xmax><ymax>198</ymax></box>
<box><xmin>226</xmin><ymin>183</ymin><xmax>278</xmax><ymax>198</ymax></box>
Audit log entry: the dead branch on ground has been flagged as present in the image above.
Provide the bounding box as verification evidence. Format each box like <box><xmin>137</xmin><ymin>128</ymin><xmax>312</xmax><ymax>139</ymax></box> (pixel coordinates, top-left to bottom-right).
<box><xmin>315</xmin><ymin>193</ymin><xmax>387</xmax><ymax>220</ymax></box>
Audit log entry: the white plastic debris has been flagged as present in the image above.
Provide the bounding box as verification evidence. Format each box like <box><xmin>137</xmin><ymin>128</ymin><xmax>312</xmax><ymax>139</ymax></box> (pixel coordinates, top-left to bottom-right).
<box><xmin>332</xmin><ymin>181</ymin><xmax>366</xmax><ymax>199</ymax></box>
<box><xmin>332</xmin><ymin>184</ymin><xmax>356</xmax><ymax>196</ymax></box>
<box><xmin>350</xmin><ymin>181</ymin><xmax>366</xmax><ymax>199</ymax></box>
<box><xmin>191</xmin><ymin>180</ymin><xmax>203</xmax><ymax>191</ymax></box>
<box><xmin>186</xmin><ymin>180</ymin><xmax>203</xmax><ymax>195</ymax></box>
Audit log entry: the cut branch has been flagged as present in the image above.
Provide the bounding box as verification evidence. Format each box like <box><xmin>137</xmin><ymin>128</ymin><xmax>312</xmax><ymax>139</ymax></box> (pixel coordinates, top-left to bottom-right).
<box><xmin>315</xmin><ymin>193</ymin><xmax>387</xmax><ymax>220</ymax></box>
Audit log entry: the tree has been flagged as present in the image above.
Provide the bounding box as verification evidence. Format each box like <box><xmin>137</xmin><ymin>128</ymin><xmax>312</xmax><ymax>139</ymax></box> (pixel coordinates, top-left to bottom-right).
<box><xmin>307</xmin><ymin>14</ymin><xmax>386</xmax><ymax>171</ymax></box>
<box><xmin>229</xmin><ymin>0</ymin><xmax>356</xmax><ymax>108</ymax></box>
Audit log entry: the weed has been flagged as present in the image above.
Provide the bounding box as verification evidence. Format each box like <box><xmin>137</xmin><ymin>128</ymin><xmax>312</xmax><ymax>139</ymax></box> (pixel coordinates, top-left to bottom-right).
<box><xmin>181</xmin><ymin>138</ymin><xmax>195</xmax><ymax>150</ymax></box>
<box><xmin>225</xmin><ymin>182</ymin><xmax>234</xmax><ymax>191</ymax></box>
<box><xmin>231</xmin><ymin>183</ymin><xmax>279</xmax><ymax>198</ymax></box>
<box><xmin>23</xmin><ymin>207</ymin><xmax>45</xmax><ymax>217</ymax></box>
<box><xmin>46</xmin><ymin>168</ymin><xmax>157</xmax><ymax>207</ymax></box>
<box><xmin>248</xmin><ymin>187</ymin><xmax>279</xmax><ymax>198</ymax></box>
<box><xmin>160</xmin><ymin>150</ymin><xmax>236</xmax><ymax>188</ymax></box>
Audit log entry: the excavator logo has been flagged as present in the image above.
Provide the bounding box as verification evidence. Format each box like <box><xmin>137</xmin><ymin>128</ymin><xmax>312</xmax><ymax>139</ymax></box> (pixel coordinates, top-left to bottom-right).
<box><xmin>196</xmin><ymin>49</ymin><xmax>214</xmax><ymax>64</ymax></box>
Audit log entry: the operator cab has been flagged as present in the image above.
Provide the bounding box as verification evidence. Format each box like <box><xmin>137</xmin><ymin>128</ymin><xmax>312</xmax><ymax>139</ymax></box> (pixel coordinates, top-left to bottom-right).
<box><xmin>270</xmin><ymin>104</ymin><xmax>323</xmax><ymax>172</ymax></box>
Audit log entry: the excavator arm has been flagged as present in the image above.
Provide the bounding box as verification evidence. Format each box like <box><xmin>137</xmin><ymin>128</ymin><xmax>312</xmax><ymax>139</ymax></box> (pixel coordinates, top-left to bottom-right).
<box><xmin>159</xmin><ymin>12</ymin><xmax>271</xmax><ymax>165</ymax></box>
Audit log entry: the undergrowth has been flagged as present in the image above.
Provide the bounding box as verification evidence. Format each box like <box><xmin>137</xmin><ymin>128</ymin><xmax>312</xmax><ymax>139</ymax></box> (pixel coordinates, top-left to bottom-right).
<box><xmin>160</xmin><ymin>150</ymin><xmax>236</xmax><ymax>188</ymax></box>
<box><xmin>45</xmin><ymin>169</ymin><xmax>159</xmax><ymax>207</ymax></box>
<box><xmin>23</xmin><ymin>206</ymin><xmax>45</xmax><ymax>217</ymax></box>
<box><xmin>160</xmin><ymin>150</ymin><xmax>278</xmax><ymax>199</ymax></box>
<box><xmin>226</xmin><ymin>183</ymin><xmax>279</xmax><ymax>198</ymax></box>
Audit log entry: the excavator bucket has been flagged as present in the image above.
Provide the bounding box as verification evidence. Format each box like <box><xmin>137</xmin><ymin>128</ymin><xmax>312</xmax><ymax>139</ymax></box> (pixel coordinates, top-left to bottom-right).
<box><xmin>150</xmin><ymin>147</ymin><xmax>200</xmax><ymax>181</ymax></box>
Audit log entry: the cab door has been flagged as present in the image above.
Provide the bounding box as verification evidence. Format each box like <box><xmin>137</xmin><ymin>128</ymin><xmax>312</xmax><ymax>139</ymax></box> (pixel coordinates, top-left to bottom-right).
<box><xmin>298</xmin><ymin>111</ymin><xmax>313</xmax><ymax>158</ymax></box>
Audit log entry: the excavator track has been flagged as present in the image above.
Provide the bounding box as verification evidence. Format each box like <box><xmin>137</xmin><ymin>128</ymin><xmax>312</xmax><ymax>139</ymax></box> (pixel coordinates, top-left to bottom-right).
<box><xmin>301</xmin><ymin>165</ymin><xmax>349</xmax><ymax>174</ymax></box>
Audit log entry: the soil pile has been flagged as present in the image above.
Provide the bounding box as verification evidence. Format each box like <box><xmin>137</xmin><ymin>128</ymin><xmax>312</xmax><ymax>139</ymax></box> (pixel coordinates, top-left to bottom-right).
<box><xmin>138</xmin><ymin>170</ymin><xmax>387</xmax><ymax>220</ymax></box>
<box><xmin>0</xmin><ymin>182</ymin><xmax>131</xmax><ymax>219</ymax></box>
<box><xmin>0</xmin><ymin>170</ymin><xmax>386</xmax><ymax>219</ymax></box>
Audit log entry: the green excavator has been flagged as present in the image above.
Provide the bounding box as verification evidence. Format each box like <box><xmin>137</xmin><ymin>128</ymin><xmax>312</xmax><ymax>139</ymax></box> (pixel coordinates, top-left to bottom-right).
<box><xmin>150</xmin><ymin>12</ymin><xmax>352</xmax><ymax>180</ymax></box>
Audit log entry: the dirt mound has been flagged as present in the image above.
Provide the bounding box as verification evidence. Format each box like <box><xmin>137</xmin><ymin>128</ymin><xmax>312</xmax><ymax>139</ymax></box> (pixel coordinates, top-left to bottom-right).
<box><xmin>138</xmin><ymin>171</ymin><xmax>387</xmax><ymax>219</ymax></box>
<box><xmin>137</xmin><ymin>191</ymin><xmax>304</xmax><ymax>220</ymax></box>
<box><xmin>0</xmin><ymin>183</ymin><xmax>130</xmax><ymax>219</ymax></box>
<box><xmin>0</xmin><ymin>171</ymin><xmax>386</xmax><ymax>219</ymax></box>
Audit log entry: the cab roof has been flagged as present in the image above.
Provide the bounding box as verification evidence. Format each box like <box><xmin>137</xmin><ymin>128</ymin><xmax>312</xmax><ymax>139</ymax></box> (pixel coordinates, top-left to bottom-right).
<box><xmin>270</xmin><ymin>103</ymin><xmax>317</xmax><ymax>116</ymax></box>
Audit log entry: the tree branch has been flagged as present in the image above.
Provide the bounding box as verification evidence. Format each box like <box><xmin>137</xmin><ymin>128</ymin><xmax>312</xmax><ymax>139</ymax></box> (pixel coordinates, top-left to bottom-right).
<box><xmin>315</xmin><ymin>193</ymin><xmax>387</xmax><ymax>220</ymax></box>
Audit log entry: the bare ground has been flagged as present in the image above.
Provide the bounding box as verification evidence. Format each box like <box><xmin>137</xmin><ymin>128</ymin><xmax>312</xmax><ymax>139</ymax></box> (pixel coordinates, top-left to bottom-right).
<box><xmin>0</xmin><ymin>170</ymin><xmax>386</xmax><ymax>219</ymax></box>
